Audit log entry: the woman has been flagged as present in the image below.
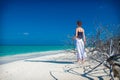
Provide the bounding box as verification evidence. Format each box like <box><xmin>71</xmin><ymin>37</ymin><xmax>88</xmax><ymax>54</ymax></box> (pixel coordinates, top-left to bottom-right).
<box><xmin>75</xmin><ymin>21</ymin><xmax>87</xmax><ymax>64</ymax></box>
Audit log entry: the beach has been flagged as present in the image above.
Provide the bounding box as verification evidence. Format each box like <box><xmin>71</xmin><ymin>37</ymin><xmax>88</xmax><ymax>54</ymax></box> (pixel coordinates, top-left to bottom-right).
<box><xmin>0</xmin><ymin>50</ymin><xmax>111</xmax><ymax>80</ymax></box>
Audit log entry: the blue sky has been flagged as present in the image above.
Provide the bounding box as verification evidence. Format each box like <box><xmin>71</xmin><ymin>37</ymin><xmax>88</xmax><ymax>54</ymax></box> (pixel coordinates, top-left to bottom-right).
<box><xmin>0</xmin><ymin>0</ymin><xmax>120</xmax><ymax>45</ymax></box>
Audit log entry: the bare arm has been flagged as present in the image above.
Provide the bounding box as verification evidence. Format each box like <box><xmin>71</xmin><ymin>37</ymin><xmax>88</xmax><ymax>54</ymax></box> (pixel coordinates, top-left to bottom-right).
<box><xmin>76</xmin><ymin>28</ymin><xmax>78</xmax><ymax>38</ymax></box>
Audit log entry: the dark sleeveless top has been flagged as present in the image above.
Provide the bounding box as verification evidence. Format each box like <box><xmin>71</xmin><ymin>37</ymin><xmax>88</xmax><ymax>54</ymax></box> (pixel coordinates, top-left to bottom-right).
<box><xmin>77</xmin><ymin>32</ymin><xmax>83</xmax><ymax>39</ymax></box>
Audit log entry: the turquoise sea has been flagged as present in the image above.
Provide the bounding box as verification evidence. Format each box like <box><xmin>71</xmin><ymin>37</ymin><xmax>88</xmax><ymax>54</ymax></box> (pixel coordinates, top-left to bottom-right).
<box><xmin>0</xmin><ymin>45</ymin><xmax>74</xmax><ymax>57</ymax></box>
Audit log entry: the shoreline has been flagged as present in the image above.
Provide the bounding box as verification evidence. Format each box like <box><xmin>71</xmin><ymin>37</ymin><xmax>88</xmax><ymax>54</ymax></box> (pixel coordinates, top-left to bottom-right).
<box><xmin>0</xmin><ymin>45</ymin><xmax>71</xmax><ymax>57</ymax></box>
<box><xmin>0</xmin><ymin>50</ymin><xmax>65</xmax><ymax>65</ymax></box>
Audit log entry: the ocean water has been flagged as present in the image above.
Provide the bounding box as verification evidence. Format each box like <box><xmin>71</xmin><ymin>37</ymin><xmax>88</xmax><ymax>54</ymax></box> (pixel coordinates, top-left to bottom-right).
<box><xmin>0</xmin><ymin>45</ymin><xmax>74</xmax><ymax>57</ymax></box>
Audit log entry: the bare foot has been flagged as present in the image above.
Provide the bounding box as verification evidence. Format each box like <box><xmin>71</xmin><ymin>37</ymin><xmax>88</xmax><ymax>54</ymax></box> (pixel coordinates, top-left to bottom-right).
<box><xmin>81</xmin><ymin>60</ymin><xmax>86</xmax><ymax>65</ymax></box>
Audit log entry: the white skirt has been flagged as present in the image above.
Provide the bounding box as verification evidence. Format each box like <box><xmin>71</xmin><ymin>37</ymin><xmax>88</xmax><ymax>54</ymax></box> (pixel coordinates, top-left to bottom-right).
<box><xmin>76</xmin><ymin>38</ymin><xmax>87</xmax><ymax>60</ymax></box>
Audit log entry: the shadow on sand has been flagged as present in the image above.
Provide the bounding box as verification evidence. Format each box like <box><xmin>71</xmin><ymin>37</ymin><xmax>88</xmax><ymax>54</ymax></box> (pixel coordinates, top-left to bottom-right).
<box><xmin>24</xmin><ymin>60</ymin><xmax>74</xmax><ymax>64</ymax></box>
<box><xmin>24</xmin><ymin>60</ymin><xmax>109</xmax><ymax>80</ymax></box>
<box><xmin>64</xmin><ymin>63</ymin><xmax>109</xmax><ymax>80</ymax></box>
<box><xmin>67</xmin><ymin>69</ymin><xmax>107</xmax><ymax>80</ymax></box>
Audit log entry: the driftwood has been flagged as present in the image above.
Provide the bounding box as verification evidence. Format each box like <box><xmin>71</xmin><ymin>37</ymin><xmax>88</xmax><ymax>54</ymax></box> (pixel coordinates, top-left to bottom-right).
<box><xmin>107</xmin><ymin>54</ymin><xmax>120</xmax><ymax>80</ymax></box>
<box><xmin>82</xmin><ymin>25</ymin><xmax>120</xmax><ymax>80</ymax></box>
<box><xmin>65</xmin><ymin>24</ymin><xmax>120</xmax><ymax>80</ymax></box>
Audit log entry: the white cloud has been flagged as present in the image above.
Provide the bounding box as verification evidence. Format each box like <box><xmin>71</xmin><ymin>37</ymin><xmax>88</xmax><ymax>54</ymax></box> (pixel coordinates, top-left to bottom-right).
<box><xmin>23</xmin><ymin>32</ymin><xmax>29</xmax><ymax>35</ymax></box>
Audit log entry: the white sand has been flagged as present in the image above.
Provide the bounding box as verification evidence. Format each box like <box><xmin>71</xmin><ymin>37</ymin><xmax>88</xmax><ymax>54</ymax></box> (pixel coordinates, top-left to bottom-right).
<box><xmin>0</xmin><ymin>50</ymin><xmax>111</xmax><ymax>80</ymax></box>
